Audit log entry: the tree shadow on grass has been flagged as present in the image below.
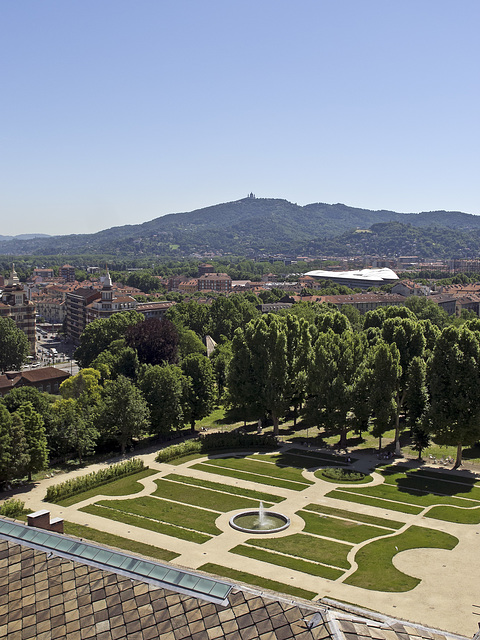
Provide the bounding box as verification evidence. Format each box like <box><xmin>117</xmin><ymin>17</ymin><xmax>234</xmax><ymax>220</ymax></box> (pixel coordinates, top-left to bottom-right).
<box><xmin>382</xmin><ymin>464</ymin><xmax>479</xmax><ymax>497</ymax></box>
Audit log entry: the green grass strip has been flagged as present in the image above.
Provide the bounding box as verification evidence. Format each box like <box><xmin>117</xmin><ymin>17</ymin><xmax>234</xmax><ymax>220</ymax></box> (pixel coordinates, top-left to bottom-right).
<box><xmin>191</xmin><ymin>463</ymin><xmax>307</xmax><ymax>491</ymax></box>
<box><xmin>288</xmin><ymin>448</ymin><xmax>353</xmax><ymax>463</ymax></box>
<box><xmin>346</xmin><ymin>525</ymin><xmax>458</xmax><ymax>592</ymax></box>
<box><xmin>343</xmin><ymin>482</ymin><xmax>480</xmax><ymax>508</ymax></box>
<box><xmin>251</xmin><ymin>453</ymin><xmax>345</xmax><ymax>469</ymax></box>
<box><xmin>80</xmin><ymin>503</ymin><xmax>211</xmax><ymax>544</ymax></box>
<box><xmin>199</xmin><ymin>563</ymin><xmax>316</xmax><ymax>600</ymax></box>
<box><xmin>405</xmin><ymin>469</ymin><xmax>480</xmax><ymax>485</ymax></box>
<box><xmin>92</xmin><ymin>496</ymin><xmax>222</xmax><ymax>535</ymax></box>
<box><xmin>299</xmin><ymin>511</ymin><xmax>392</xmax><ymax>544</ymax></box>
<box><xmin>326</xmin><ymin>490</ymin><xmax>423</xmax><ymax>515</ymax></box>
<box><xmin>164</xmin><ymin>474</ymin><xmax>284</xmax><ymax>503</ymax></box>
<box><xmin>57</xmin><ymin>469</ymin><xmax>159</xmax><ymax>507</ymax></box>
<box><xmin>231</xmin><ymin>544</ymin><xmax>343</xmax><ymax>580</ymax></box>
<box><xmin>381</xmin><ymin>472</ymin><xmax>480</xmax><ymax>502</ymax></box>
<box><xmin>303</xmin><ymin>504</ymin><xmax>404</xmax><ymax>529</ymax></box>
<box><xmin>427</xmin><ymin>504</ymin><xmax>480</xmax><ymax>524</ymax></box>
<box><xmin>153</xmin><ymin>479</ymin><xmax>263</xmax><ymax>511</ymax></box>
<box><xmin>199</xmin><ymin>456</ymin><xmax>313</xmax><ymax>485</ymax></box>
<box><xmin>245</xmin><ymin>532</ymin><xmax>352</xmax><ymax>569</ymax></box>
<box><xmin>167</xmin><ymin>453</ymin><xmax>206</xmax><ymax>465</ymax></box>
<box><xmin>63</xmin><ymin>521</ymin><xmax>179</xmax><ymax>562</ymax></box>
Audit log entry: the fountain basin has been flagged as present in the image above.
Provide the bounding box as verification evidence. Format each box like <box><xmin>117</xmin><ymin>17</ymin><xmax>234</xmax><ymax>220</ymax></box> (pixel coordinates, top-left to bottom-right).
<box><xmin>229</xmin><ymin>510</ymin><xmax>290</xmax><ymax>534</ymax></box>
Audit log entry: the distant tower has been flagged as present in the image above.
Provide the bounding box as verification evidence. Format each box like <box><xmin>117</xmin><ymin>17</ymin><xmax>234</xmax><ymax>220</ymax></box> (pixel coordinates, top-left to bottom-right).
<box><xmin>101</xmin><ymin>268</ymin><xmax>113</xmax><ymax>303</ymax></box>
<box><xmin>248</xmin><ymin>192</ymin><xmax>255</xmax><ymax>199</ymax></box>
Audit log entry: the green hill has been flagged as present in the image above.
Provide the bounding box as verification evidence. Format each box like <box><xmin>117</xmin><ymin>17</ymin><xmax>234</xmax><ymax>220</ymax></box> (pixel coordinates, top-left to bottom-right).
<box><xmin>2</xmin><ymin>197</ymin><xmax>480</xmax><ymax>257</ymax></box>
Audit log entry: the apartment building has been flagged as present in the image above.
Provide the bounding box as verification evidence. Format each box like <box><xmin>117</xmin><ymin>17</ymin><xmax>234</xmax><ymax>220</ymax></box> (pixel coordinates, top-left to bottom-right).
<box><xmin>65</xmin><ymin>287</ymin><xmax>102</xmax><ymax>343</ymax></box>
<box><xmin>0</xmin><ymin>266</ymin><xmax>36</xmax><ymax>355</ymax></box>
<box><xmin>197</xmin><ymin>273</ymin><xmax>232</xmax><ymax>293</ymax></box>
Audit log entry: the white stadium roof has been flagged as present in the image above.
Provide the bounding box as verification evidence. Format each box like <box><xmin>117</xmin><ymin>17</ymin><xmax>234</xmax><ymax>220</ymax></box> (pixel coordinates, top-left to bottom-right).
<box><xmin>305</xmin><ymin>267</ymin><xmax>399</xmax><ymax>282</ymax></box>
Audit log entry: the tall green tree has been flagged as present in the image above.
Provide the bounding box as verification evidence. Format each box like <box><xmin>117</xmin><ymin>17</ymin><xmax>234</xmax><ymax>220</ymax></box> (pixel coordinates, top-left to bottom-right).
<box><xmin>0</xmin><ymin>404</ymin><xmax>13</xmax><ymax>486</ymax></box>
<box><xmin>50</xmin><ymin>397</ymin><xmax>99</xmax><ymax>464</ymax></box>
<box><xmin>209</xmin><ymin>295</ymin><xmax>259</xmax><ymax>341</ymax></box>
<box><xmin>381</xmin><ymin>317</ymin><xmax>426</xmax><ymax>454</ymax></box>
<box><xmin>426</xmin><ymin>326</ymin><xmax>480</xmax><ymax>468</ymax></box>
<box><xmin>99</xmin><ymin>375</ymin><xmax>150</xmax><ymax>454</ymax></box>
<box><xmin>210</xmin><ymin>341</ymin><xmax>232</xmax><ymax>402</ymax></box>
<box><xmin>360</xmin><ymin>341</ymin><xmax>401</xmax><ymax>450</ymax></box>
<box><xmin>8</xmin><ymin>413</ymin><xmax>30</xmax><ymax>482</ymax></box>
<box><xmin>306</xmin><ymin>329</ymin><xmax>365</xmax><ymax>446</ymax></box>
<box><xmin>0</xmin><ymin>317</ymin><xmax>29</xmax><ymax>372</ymax></box>
<box><xmin>227</xmin><ymin>315</ymin><xmax>289</xmax><ymax>436</ymax></box>
<box><xmin>14</xmin><ymin>402</ymin><xmax>48</xmax><ymax>481</ymax></box>
<box><xmin>284</xmin><ymin>315</ymin><xmax>311</xmax><ymax>427</ymax></box>
<box><xmin>91</xmin><ymin>340</ymin><xmax>139</xmax><ymax>380</ymax></box>
<box><xmin>181</xmin><ymin>354</ymin><xmax>216</xmax><ymax>431</ymax></box>
<box><xmin>139</xmin><ymin>364</ymin><xmax>186</xmax><ymax>434</ymax></box>
<box><xmin>75</xmin><ymin>310</ymin><xmax>144</xmax><ymax>367</ymax></box>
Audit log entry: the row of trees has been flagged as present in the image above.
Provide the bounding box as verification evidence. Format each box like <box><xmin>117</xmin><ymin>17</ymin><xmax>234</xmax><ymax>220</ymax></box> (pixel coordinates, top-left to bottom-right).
<box><xmin>225</xmin><ymin>307</ymin><xmax>480</xmax><ymax>468</ymax></box>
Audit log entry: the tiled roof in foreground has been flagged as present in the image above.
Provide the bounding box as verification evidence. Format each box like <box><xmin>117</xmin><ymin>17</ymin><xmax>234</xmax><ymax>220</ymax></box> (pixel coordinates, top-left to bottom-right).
<box><xmin>0</xmin><ymin>519</ymin><xmax>469</xmax><ymax>640</ymax></box>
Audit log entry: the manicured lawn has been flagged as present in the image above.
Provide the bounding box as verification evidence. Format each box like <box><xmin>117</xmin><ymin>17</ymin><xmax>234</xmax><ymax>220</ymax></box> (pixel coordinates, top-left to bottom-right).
<box><xmin>302</xmin><ymin>503</ymin><xmax>404</xmax><ymax>529</ymax></box>
<box><xmin>63</xmin><ymin>521</ymin><xmax>179</xmax><ymax>562</ymax></box>
<box><xmin>345</xmin><ymin>525</ymin><xmax>458</xmax><ymax>592</ymax></box>
<box><xmin>56</xmin><ymin>469</ymin><xmax>159</xmax><ymax>507</ymax></box>
<box><xmin>381</xmin><ymin>469</ymin><xmax>480</xmax><ymax>501</ymax></box>
<box><xmin>199</xmin><ymin>563</ymin><xmax>317</xmax><ymax>600</ymax></box>
<box><xmin>81</xmin><ymin>503</ymin><xmax>211</xmax><ymax>543</ymax></box>
<box><xmin>299</xmin><ymin>511</ymin><xmax>393</xmax><ymax>543</ymax></box>
<box><xmin>331</xmin><ymin>482</ymin><xmax>480</xmax><ymax>509</ymax></box>
<box><xmin>167</xmin><ymin>453</ymin><xmax>206</xmax><ymax>465</ymax></box>
<box><xmin>164</xmin><ymin>473</ymin><xmax>285</xmax><ymax>503</ymax></box>
<box><xmin>252</xmin><ymin>452</ymin><xmax>346</xmax><ymax>469</ymax></box>
<box><xmin>288</xmin><ymin>448</ymin><xmax>353</xmax><ymax>464</ymax></box>
<box><xmin>192</xmin><ymin>456</ymin><xmax>312</xmax><ymax>491</ymax></box>
<box><xmin>87</xmin><ymin>495</ymin><xmax>222</xmax><ymax>535</ymax></box>
<box><xmin>231</xmin><ymin>544</ymin><xmax>344</xmax><ymax>580</ymax></box>
<box><xmin>191</xmin><ymin>462</ymin><xmax>308</xmax><ymax>491</ymax></box>
<box><xmin>245</xmin><ymin>532</ymin><xmax>352</xmax><ymax>569</ymax></box>
<box><xmin>205</xmin><ymin>456</ymin><xmax>313</xmax><ymax>484</ymax></box>
<box><xmin>426</xmin><ymin>505</ymin><xmax>480</xmax><ymax>524</ymax></box>
<box><xmin>153</xmin><ymin>479</ymin><xmax>267</xmax><ymax>511</ymax></box>
<box><xmin>326</xmin><ymin>489</ymin><xmax>423</xmax><ymax>514</ymax></box>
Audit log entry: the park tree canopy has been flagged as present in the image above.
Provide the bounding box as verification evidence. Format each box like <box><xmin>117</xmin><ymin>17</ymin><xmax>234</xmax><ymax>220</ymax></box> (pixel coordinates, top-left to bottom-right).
<box><xmin>426</xmin><ymin>326</ymin><xmax>480</xmax><ymax>468</ymax></box>
<box><xmin>0</xmin><ymin>317</ymin><xmax>29</xmax><ymax>372</ymax></box>
<box><xmin>74</xmin><ymin>310</ymin><xmax>144</xmax><ymax>368</ymax></box>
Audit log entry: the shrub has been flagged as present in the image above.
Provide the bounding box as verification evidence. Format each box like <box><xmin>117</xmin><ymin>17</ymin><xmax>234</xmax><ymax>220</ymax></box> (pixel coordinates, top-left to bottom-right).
<box><xmin>0</xmin><ymin>498</ymin><xmax>27</xmax><ymax>518</ymax></box>
<box><xmin>155</xmin><ymin>431</ymin><xmax>277</xmax><ymax>463</ymax></box>
<box><xmin>320</xmin><ymin>467</ymin><xmax>367</xmax><ymax>482</ymax></box>
<box><xmin>45</xmin><ymin>459</ymin><xmax>145</xmax><ymax>503</ymax></box>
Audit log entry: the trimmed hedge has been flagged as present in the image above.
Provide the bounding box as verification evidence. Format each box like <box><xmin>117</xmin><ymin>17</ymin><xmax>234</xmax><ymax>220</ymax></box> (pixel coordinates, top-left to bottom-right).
<box><xmin>155</xmin><ymin>431</ymin><xmax>278</xmax><ymax>464</ymax></box>
<box><xmin>45</xmin><ymin>459</ymin><xmax>145</xmax><ymax>504</ymax></box>
<box><xmin>319</xmin><ymin>467</ymin><xmax>368</xmax><ymax>482</ymax></box>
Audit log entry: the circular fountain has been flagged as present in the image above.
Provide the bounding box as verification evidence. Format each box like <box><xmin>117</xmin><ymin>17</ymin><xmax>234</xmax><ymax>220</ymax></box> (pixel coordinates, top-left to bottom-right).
<box><xmin>229</xmin><ymin>501</ymin><xmax>290</xmax><ymax>534</ymax></box>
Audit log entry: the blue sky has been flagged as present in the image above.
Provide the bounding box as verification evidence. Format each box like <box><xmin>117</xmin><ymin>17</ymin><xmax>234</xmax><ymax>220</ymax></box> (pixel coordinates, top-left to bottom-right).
<box><xmin>1</xmin><ymin>1</ymin><xmax>479</xmax><ymax>236</ymax></box>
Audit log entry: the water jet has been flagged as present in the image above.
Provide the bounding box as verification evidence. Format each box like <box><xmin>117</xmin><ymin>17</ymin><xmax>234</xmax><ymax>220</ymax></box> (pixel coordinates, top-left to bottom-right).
<box><xmin>229</xmin><ymin>501</ymin><xmax>290</xmax><ymax>534</ymax></box>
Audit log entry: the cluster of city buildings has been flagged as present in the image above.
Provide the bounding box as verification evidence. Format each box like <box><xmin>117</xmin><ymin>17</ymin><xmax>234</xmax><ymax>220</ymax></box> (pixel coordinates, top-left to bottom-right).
<box><xmin>3</xmin><ymin>260</ymin><xmax>480</xmax><ymax>367</ymax></box>
<box><xmin>0</xmin><ymin>265</ymin><xmax>176</xmax><ymax>357</ymax></box>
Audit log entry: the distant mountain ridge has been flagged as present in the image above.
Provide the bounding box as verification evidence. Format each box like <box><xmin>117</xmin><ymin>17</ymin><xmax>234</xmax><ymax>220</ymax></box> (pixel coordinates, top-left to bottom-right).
<box><xmin>2</xmin><ymin>198</ymin><xmax>480</xmax><ymax>258</ymax></box>
<box><xmin>0</xmin><ymin>233</ymin><xmax>51</xmax><ymax>243</ymax></box>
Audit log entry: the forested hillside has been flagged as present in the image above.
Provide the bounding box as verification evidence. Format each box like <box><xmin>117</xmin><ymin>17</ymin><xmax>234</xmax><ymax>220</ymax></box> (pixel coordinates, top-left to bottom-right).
<box><xmin>2</xmin><ymin>197</ymin><xmax>480</xmax><ymax>257</ymax></box>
